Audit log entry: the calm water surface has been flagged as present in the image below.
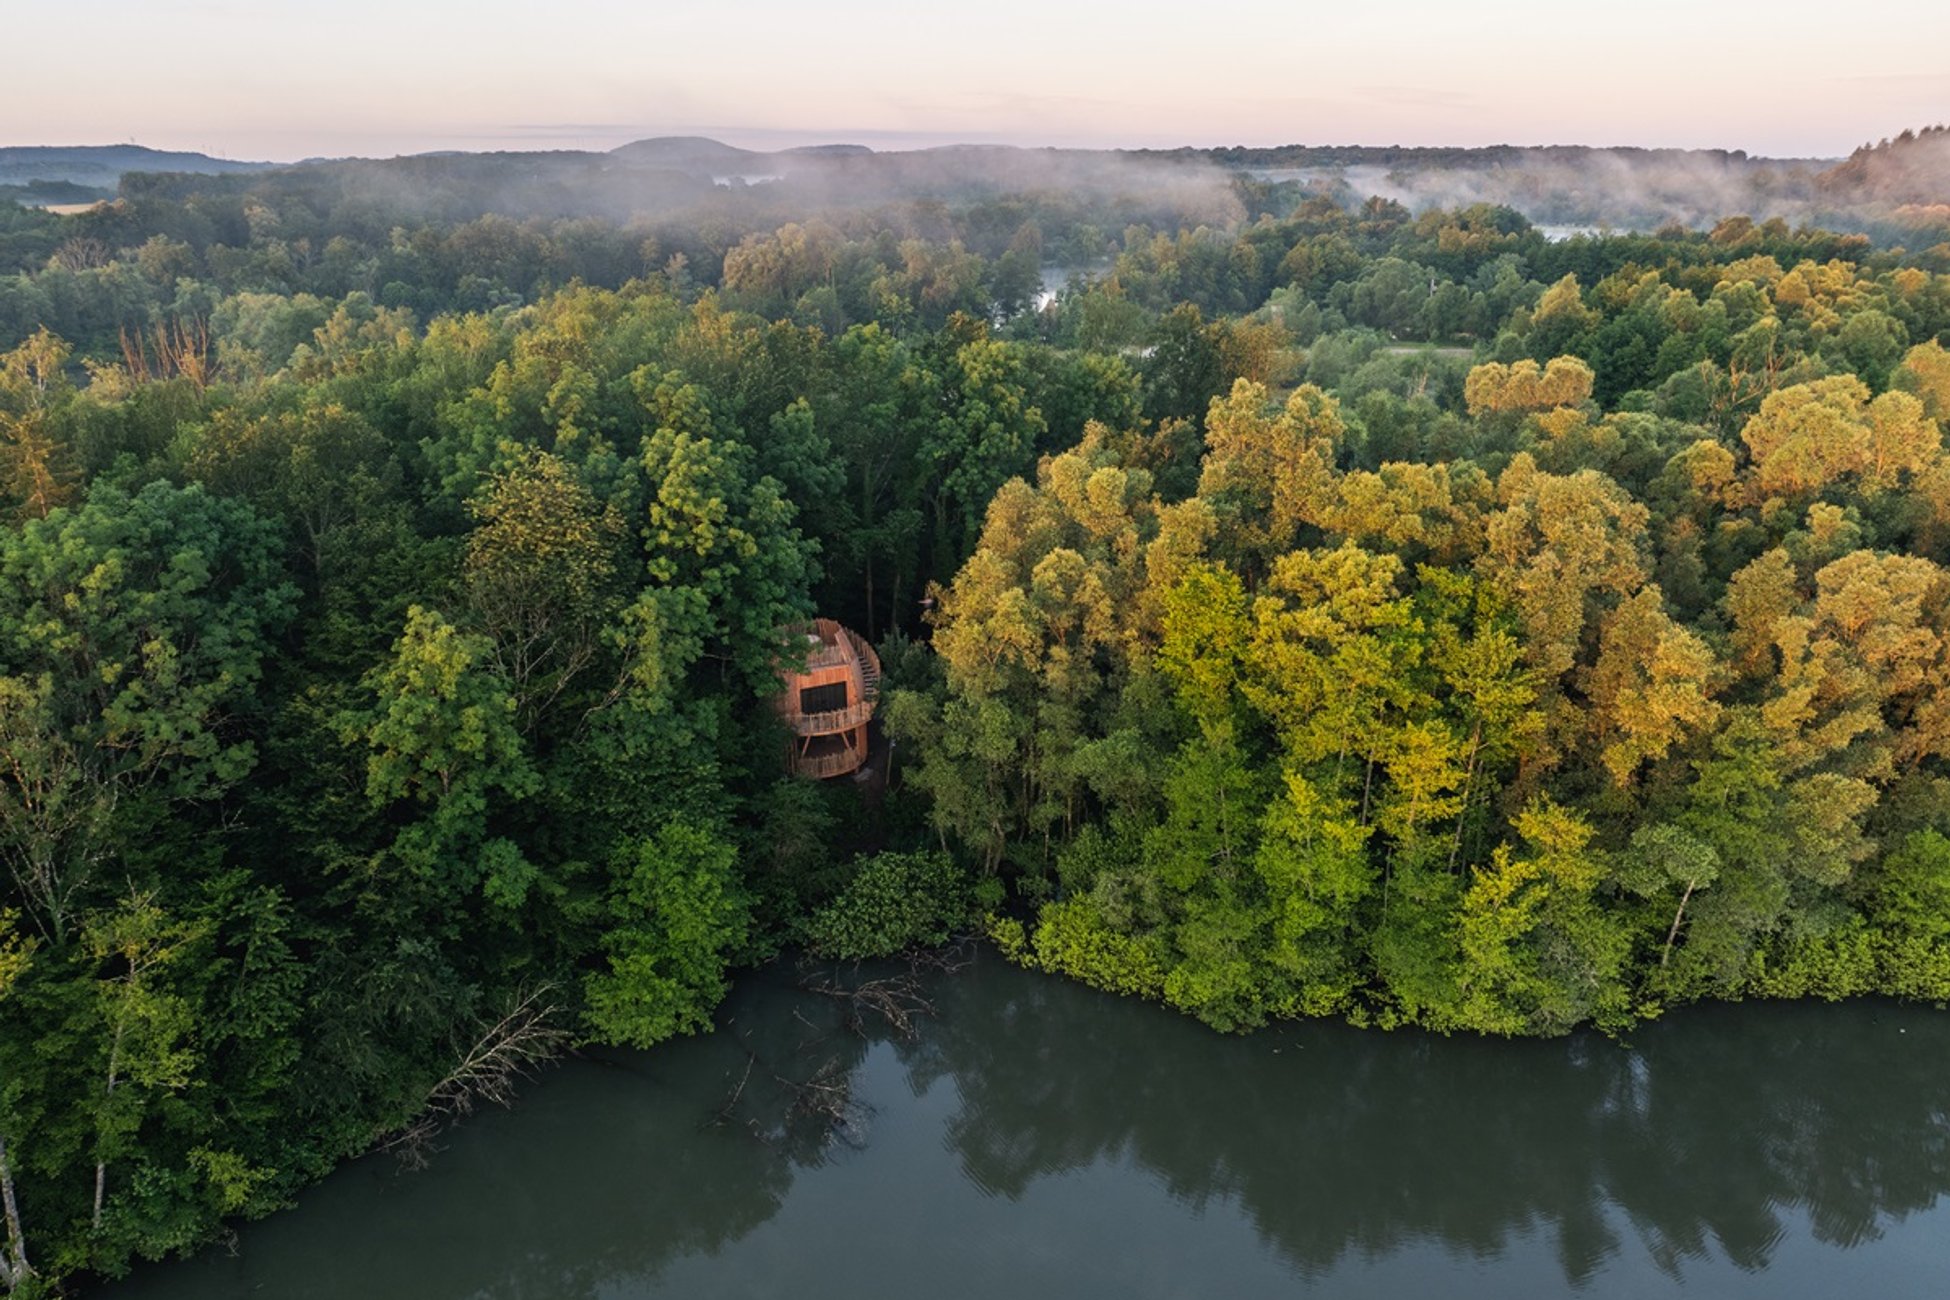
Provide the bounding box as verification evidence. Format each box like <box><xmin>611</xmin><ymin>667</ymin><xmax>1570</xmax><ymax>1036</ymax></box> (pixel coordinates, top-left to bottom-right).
<box><xmin>112</xmin><ymin>956</ymin><xmax>1950</xmax><ymax>1298</ymax></box>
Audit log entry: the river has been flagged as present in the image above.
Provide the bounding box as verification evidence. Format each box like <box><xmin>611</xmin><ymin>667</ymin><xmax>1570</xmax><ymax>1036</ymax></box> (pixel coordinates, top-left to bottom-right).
<box><xmin>1033</xmin><ymin>264</ymin><xmax>1098</xmax><ymax>312</ymax></box>
<box><xmin>111</xmin><ymin>954</ymin><xmax>1949</xmax><ymax>1298</ymax></box>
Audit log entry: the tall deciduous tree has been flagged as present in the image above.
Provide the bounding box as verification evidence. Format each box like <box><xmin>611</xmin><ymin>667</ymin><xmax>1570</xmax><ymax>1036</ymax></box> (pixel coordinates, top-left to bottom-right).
<box><xmin>355</xmin><ymin>606</ymin><xmax>540</xmax><ymax>916</ymax></box>
<box><xmin>1457</xmin><ymin>799</ymin><xmax>1629</xmax><ymax>1035</ymax></box>
<box><xmin>580</xmin><ymin>819</ymin><xmax>749</xmax><ymax>1048</ymax></box>
<box><xmin>463</xmin><ymin>450</ymin><xmax>626</xmax><ymax>729</ymax></box>
<box><xmin>0</xmin><ymin>482</ymin><xmax>292</xmax><ymax>942</ymax></box>
<box><xmin>1197</xmin><ymin>379</ymin><xmax>1343</xmax><ymax>573</ymax></box>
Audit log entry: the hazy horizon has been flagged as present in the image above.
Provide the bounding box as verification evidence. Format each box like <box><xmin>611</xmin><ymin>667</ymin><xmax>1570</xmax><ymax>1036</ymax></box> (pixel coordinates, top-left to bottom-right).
<box><xmin>7</xmin><ymin>0</ymin><xmax>1946</xmax><ymax>164</ymax></box>
<box><xmin>0</xmin><ymin>126</ymin><xmax>1878</xmax><ymax>167</ymax></box>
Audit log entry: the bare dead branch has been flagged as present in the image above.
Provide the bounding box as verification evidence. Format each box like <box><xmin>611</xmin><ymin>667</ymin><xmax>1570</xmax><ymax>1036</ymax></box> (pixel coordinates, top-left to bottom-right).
<box><xmin>378</xmin><ymin>984</ymin><xmax>569</xmax><ymax>1169</ymax></box>
<box><xmin>801</xmin><ymin>967</ymin><xmax>936</xmax><ymax>1041</ymax></box>
<box><xmin>705</xmin><ymin>1053</ymin><xmax>757</xmax><ymax>1131</ymax></box>
<box><xmin>772</xmin><ymin>1057</ymin><xmax>870</xmax><ymax>1146</ymax></box>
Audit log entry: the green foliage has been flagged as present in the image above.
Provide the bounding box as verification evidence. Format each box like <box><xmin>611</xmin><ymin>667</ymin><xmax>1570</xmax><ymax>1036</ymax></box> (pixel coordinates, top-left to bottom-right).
<box><xmin>581</xmin><ymin>820</ymin><xmax>750</xmax><ymax>1049</ymax></box>
<box><xmin>1029</xmin><ymin>897</ymin><xmax>1169</xmax><ymax>999</ymax></box>
<box><xmin>905</xmin><ymin>201</ymin><xmax>1950</xmax><ymax>1043</ymax></box>
<box><xmin>0</xmin><ymin>479</ymin><xmax>293</xmax><ymax>942</ymax></box>
<box><xmin>803</xmin><ymin>851</ymin><xmax>972</xmax><ymax>961</ymax></box>
<box><xmin>1456</xmin><ymin>800</ymin><xmax>1631</xmax><ymax>1035</ymax></box>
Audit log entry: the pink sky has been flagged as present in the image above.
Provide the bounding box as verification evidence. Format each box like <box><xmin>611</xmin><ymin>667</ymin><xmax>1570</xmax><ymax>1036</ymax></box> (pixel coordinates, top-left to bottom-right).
<box><xmin>7</xmin><ymin>1</ymin><xmax>1946</xmax><ymax>162</ymax></box>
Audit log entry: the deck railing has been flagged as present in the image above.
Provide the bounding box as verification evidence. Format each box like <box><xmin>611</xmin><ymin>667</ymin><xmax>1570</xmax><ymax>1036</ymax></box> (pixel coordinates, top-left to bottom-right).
<box><xmin>801</xmin><ymin>641</ymin><xmax>853</xmax><ymax>671</ymax></box>
<box><xmin>789</xmin><ymin>746</ymin><xmax>866</xmax><ymax>779</ymax></box>
<box><xmin>786</xmin><ymin>699</ymin><xmax>876</xmax><ymax>736</ymax></box>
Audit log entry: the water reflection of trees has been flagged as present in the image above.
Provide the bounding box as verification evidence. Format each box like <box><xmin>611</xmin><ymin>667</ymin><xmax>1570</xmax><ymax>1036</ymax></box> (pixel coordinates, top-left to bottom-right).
<box><xmin>901</xmin><ymin>963</ymin><xmax>1950</xmax><ymax>1286</ymax></box>
<box><xmin>116</xmin><ymin>960</ymin><xmax>1949</xmax><ymax>1298</ymax></box>
<box><xmin>113</xmin><ymin>965</ymin><xmax>875</xmax><ymax>1300</ymax></box>
<box><xmin>450</xmin><ymin>970</ymin><xmax>880</xmax><ymax>1300</ymax></box>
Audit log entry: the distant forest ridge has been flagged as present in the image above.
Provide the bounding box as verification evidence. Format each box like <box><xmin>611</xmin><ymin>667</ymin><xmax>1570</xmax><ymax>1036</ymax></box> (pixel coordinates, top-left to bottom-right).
<box><xmin>0</xmin><ymin>143</ymin><xmax>271</xmax><ymax>188</ymax></box>
<box><xmin>1819</xmin><ymin>126</ymin><xmax>1950</xmax><ymax>207</ymax></box>
<box><xmin>3</xmin><ymin>128</ymin><xmax>1947</xmax><ymax>233</ymax></box>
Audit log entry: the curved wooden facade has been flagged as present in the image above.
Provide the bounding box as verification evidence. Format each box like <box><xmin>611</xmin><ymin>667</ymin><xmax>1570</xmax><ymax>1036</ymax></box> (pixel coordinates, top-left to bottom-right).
<box><xmin>776</xmin><ymin>618</ymin><xmax>880</xmax><ymax>778</ymax></box>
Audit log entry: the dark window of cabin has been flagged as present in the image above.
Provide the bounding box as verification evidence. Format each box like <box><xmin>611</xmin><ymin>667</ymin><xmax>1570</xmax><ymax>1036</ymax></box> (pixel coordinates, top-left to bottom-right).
<box><xmin>800</xmin><ymin>682</ymin><xmax>849</xmax><ymax>714</ymax></box>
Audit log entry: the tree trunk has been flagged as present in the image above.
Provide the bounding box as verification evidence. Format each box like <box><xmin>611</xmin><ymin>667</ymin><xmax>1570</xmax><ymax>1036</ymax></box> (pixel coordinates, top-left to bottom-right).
<box><xmin>1217</xmin><ymin>774</ymin><xmax>1231</xmax><ymax>876</ymax></box>
<box><xmin>1660</xmin><ymin>880</ymin><xmax>1698</xmax><ymax>968</ymax></box>
<box><xmin>93</xmin><ymin>1016</ymin><xmax>126</xmax><ymax>1233</ymax></box>
<box><xmin>864</xmin><ymin>555</ymin><xmax>876</xmax><ymax>643</ymax></box>
<box><xmin>1449</xmin><ymin>721</ymin><xmax>1484</xmax><ymax>871</ymax></box>
<box><xmin>0</xmin><ymin>1134</ymin><xmax>31</xmax><ymax>1290</ymax></box>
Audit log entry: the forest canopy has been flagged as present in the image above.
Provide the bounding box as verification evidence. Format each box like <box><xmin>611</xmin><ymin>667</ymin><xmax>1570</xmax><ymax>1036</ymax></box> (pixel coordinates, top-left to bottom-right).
<box><xmin>2</xmin><ymin>140</ymin><xmax>1950</xmax><ymax>1295</ymax></box>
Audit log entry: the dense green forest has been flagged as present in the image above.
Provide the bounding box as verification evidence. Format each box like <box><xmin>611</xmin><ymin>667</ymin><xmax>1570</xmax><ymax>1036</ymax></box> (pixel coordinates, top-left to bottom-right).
<box><xmin>2</xmin><ymin>151</ymin><xmax>1950</xmax><ymax>1294</ymax></box>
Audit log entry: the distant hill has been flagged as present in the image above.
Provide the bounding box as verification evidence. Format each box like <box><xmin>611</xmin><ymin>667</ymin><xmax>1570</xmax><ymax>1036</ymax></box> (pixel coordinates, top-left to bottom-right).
<box><xmin>0</xmin><ymin>144</ymin><xmax>270</xmax><ymax>191</ymax></box>
<box><xmin>90</xmin><ymin>136</ymin><xmax>1239</xmax><ymax>231</ymax></box>
<box><xmin>117</xmin><ymin>149</ymin><xmax>724</xmax><ymax>224</ymax></box>
<box><xmin>609</xmin><ymin>136</ymin><xmax>768</xmax><ymax>170</ymax></box>
<box><xmin>1818</xmin><ymin>126</ymin><xmax>1950</xmax><ymax>205</ymax></box>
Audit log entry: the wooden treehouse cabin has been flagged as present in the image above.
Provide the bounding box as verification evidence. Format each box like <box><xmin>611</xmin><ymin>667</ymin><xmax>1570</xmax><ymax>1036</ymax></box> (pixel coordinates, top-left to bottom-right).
<box><xmin>776</xmin><ymin>618</ymin><xmax>881</xmax><ymax>779</ymax></box>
